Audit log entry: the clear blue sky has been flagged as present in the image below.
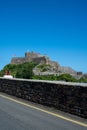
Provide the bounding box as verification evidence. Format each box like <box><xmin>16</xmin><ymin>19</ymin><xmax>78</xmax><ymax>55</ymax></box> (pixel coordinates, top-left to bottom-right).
<box><xmin>0</xmin><ymin>0</ymin><xmax>87</xmax><ymax>73</ymax></box>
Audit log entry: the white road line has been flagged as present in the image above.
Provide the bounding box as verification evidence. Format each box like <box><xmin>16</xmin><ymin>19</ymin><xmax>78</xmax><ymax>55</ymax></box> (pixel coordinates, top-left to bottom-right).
<box><xmin>0</xmin><ymin>94</ymin><xmax>87</xmax><ymax>127</ymax></box>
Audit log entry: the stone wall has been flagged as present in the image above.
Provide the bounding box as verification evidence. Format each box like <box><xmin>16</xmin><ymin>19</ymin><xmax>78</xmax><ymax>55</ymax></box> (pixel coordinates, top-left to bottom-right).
<box><xmin>11</xmin><ymin>52</ymin><xmax>49</xmax><ymax>65</ymax></box>
<box><xmin>0</xmin><ymin>78</ymin><xmax>87</xmax><ymax>118</ymax></box>
<box><xmin>11</xmin><ymin>57</ymin><xmax>27</xmax><ymax>64</ymax></box>
<box><xmin>32</xmin><ymin>57</ymin><xmax>47</xmax><ymax>64</ymax></box>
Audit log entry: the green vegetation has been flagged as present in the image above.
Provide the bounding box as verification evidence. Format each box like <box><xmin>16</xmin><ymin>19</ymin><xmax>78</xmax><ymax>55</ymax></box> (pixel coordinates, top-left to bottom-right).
<box><xmin>32</xmin><ymin>74</ymin><xmax>87</xmax><ymax>82</ymax></box>
<box><xmin>57</xmin><ymin>74</ymin><xmax>78</xmax><ymax>82</ymax></box>
<box><xmin>78</xmin><ymin>77</ymin><xmax>87</xmax><ymax>83</ymax></box>
<box><xmin>0</xmin><ymin>62</ymin><xmax>37</xmax><ymax>79</ymax></box>
<box><xmin>32</xmin><ymin>74</ymin><xmax>78</xmax><ymax>82</ymax></box>
<box><xmin>37</xmin><ymin>64</ymin><xmax>51</xmax><ymax>72</ymax></box>
<box><xmin>0</xmin><ymin>63</ymin><xmax>87</xmax><ymax>83</ymax></box>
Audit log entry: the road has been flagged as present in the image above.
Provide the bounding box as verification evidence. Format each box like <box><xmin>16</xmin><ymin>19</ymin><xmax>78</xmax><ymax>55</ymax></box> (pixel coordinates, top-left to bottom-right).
<box><xmin>0</xmin><ymin>93</ymin><xmax>87</xmax><ymax>130</ymax></box>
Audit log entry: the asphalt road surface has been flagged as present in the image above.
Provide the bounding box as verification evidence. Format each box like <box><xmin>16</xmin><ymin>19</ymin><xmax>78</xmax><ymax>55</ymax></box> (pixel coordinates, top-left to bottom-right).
<box><xmin>0</xmin><ymin>93</ymin><xmax>87</xmax><ymax>130</ymax></box>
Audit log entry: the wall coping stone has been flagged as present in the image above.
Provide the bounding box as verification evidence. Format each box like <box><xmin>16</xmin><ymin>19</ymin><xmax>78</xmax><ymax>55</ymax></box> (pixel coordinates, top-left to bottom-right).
<box><xmin>0</xmin><ymin>77</ymin><xmax>87</xmax><ymax>87</ymax></box>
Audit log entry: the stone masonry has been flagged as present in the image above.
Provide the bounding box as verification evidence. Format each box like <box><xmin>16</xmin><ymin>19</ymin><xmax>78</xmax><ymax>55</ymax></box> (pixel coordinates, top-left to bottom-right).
<box><xmin>11</xmin><ymin>52</ymin><xmax>51</xmax><ymax>65</ymax></box>
<box><xmin>0</xmin><ymin>78</ymin><xmax>87</xmax><ymax>118</ymax></box>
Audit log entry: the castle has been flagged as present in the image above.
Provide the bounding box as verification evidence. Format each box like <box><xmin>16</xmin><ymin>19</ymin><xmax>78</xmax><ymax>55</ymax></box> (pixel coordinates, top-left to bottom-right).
<box><xmin>11</xmin><ymin>51</ymin><xmax>82</xmax><ymax>77</ymax></box>
<box><xmin>11</xmin><ymin>51</ymin><xmax>59</xmax><ymax>67</ymax></box>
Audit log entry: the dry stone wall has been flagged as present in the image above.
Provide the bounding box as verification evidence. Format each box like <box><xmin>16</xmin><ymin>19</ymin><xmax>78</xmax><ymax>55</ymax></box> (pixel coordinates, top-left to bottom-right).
<box><xmin>0</xmin><ymin>78</ymin><xmax>87</xmax><ymax>118</ymax></box>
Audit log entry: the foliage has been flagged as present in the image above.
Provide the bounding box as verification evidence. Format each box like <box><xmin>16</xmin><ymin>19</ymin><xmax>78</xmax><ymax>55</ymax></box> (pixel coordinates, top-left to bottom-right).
<box><xmin>0</xmin><ymin>62</ymin><xmax>87</xmax><ymax>82</ymax></box>
<box><xmin>32</xmin><ymin>75</ymin><xmax>56</xmax><ymax>80</ymax></box>
<box><xmin>37</xmin><ymin>64</ymin><xmax>51</xmax><ymax>72</ymax></box>
<box><xmin>3</xmin><ymin>64</ymin><xmax>18</xmax><ymax>77</ymax></box>
<box><xmin>0</xmin><ymin>69</ymin><xmax>4</xmax><ymax>77</ymax></box>
<box><xmin>32</xmin><ymin>74</ymin><xmax>78</xmax><ymax>82</ymax></box>
<box><xmin>0</xmin><ymin>62</ymin><xmax>37</xmax><ymax>79</ymax></box>
<box><xmin>57</xmin><ymin>74</ymin><xmax>78</xmax><ymax>82</ymax></box>
<box><xmin>78</xmin><ymin>77</ymin><xmax>87</xmax><ymax>83</ymax></box>
<box><xmin>15</xmin><ymin>62</ymin><xmax>36</xmax><ymax>79</ymax></box>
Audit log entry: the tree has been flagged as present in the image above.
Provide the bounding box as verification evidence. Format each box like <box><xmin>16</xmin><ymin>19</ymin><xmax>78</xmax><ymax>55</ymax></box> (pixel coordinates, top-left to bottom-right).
<box><xmin>57</xmin><ymin>74</ymin><xmax>77</xmax><ymax>82</ymax></box>
<box><xmin>15</xmin><ymin>62</ymin><xmax>36</xmax><ymax>79</ymax></box>
<box><xmin>0</xmin><ymin>62</ymin><xmax>37</xmax><ymax>79</ymax></box>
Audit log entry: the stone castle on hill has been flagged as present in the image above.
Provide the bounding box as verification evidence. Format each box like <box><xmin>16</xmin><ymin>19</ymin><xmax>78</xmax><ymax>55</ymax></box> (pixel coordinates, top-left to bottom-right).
<box><xmin>11</xmin><ymin>51</ymin><xmax>83</xmax><ymax>78</ymax></box>
<box><xmin>11</xmin><ymin>52</ymin><xmax>59</xmax><ymax>67</ymax></box>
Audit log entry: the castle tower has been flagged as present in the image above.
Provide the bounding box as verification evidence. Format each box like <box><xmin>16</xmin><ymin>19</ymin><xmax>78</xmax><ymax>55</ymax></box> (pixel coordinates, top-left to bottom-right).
<box><xmin>25</xmin><ymin>52</ymin><xmax>31</xmax><ymax>62</ymax></box>
<box><xmin>25</xmin><ymin>52</ymin><xmax>30</xmax><ymax>58</ymax></box>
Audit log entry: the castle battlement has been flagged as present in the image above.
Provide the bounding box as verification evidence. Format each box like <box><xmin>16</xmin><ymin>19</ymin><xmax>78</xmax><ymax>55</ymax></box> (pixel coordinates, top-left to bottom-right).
<box><xmin>11</xmin><ymin>52</ymin><xmax>51</xmax><ymax>65</ymax></box>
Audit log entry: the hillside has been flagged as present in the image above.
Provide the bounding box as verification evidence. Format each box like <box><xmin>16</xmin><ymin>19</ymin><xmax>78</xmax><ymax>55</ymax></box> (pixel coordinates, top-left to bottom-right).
<box><xmin>10</xmin><ymin>51</ymin><xmax>81</xmax><ymax>78</ymax></box>
<box><xmin>0</xmin><ymin>62</ymin><xmax>87</xmax><ymax>83</ymax></box>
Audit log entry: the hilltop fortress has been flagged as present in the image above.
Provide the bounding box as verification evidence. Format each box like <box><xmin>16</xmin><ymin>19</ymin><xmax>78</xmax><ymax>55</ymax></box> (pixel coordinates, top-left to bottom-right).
<box><xmin>11</xmin><ymin>51</ymin><xmax>82</xmax><ymax>78</ymax></box>
<box><xmin>11</xmin><ymin>51</ymin><xmax>59</xmax><ymax>67</ymax></box>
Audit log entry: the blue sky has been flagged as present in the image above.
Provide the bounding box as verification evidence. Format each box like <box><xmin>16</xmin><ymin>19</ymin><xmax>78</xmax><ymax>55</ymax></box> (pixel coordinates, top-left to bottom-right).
<box><xmin>0</xmin><ymin>0</ymin><xmax>87</xmax><ymax>73</ymax></box>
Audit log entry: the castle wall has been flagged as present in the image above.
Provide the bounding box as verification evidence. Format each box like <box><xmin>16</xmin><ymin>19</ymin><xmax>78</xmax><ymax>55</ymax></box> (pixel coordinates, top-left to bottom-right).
<box><xmin>32</xmin><ymin>56</ymin><xmax>47</xmax><ymax>64</ymax></box>
<box><xmin>11</xmin><ymin>52</ymin><xmax>50</xmax><ymax>65</ymax></box>
<box><xmin>25</xmin><ymin>52</ymin><xmax>41</xmax><ymax>61</ymax></box>
<box><xmin>11</xmin><ymin>58</ymin><xmax>26</xmax><ymax>64</ymax></box>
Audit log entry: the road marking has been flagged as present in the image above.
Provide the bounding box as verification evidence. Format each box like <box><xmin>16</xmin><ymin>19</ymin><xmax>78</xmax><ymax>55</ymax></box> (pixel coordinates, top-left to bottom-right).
<box><xmin>0</xmin><ymin>94</ymin><xmax>87</xmax><ymax>127</ymax></box>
